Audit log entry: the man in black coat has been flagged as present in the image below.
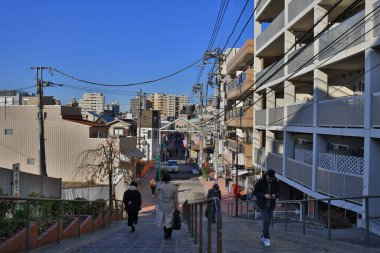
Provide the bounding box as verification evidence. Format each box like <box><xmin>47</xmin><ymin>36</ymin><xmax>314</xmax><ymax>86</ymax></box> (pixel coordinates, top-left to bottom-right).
<box><xmin>253</xmin><ymin>169</ymin><xmax>280</xmax><ymax>246</ymax></box>
<box><xmin>123</xmin><ymin>182</ymin><xmax>142</xmax><ymax>232</ymax></box>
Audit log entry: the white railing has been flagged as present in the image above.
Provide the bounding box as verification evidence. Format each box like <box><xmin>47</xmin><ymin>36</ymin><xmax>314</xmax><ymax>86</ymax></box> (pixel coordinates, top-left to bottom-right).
<box><xmin>317</xmin><ymin>167</ymin><xmax>363</xmax><ymax>203</ymax></box>
<box><xmin>254</xmin><ymin>109</ymin><xmax>266</xmax><ymax>126</ymax></box>
<box><xmin>287</xmin><ymin>102</ymin><xmax>313</xmax><ymax>127</ymax></box>
<box><xmin>256</xmin><ymin>59</ymin><xmax>285</xmax><ymax>88</ymax></box>
<box><xmin>267</xmin><ymin>152</ymin><xmax>283</xmax><ymax>175</ymax></box>
<box><xmin>318</xmin><ymin>96</ymin><xmax>364</xmax><ymax>127</ymax></box>
<box><xmin>319</xmin><ymin>152</ymin><xmax>364</xmax><ymax>176</ymax></box>
<box><xmin>288</xmin><ymin>0</ymin><xmax>314</xmax><ymax>23</ymax></box>
<box><xmin>268</xmin><ymin>107</ymin><xmax>284</xmax><ymax>126</ymax></box>
<box><xmin>373</xmin><ymin>92</ymin><xmax>380</xmax><ymax>127</ymax></box>
<box><xmin>256</xmin><ymin>10</ymin><xmax>285</xmax><ymax>51</ymax></box>
<box><xmin>319</xmin><ymin>10</ymin><xmax>365</xmax><ymax>60</ymax></box>
<box><xmin>286</xmin><ymin>158</ymin><xmax>312</xmax><ymax>188</ymax></box>
<box><xmin>294</xmin><ymin>148</ymin><xmax>313</xmax><ymax>165</ymax></box>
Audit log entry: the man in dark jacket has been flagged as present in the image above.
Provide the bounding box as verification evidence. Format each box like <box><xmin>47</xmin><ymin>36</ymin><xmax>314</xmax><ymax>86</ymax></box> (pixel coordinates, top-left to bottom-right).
<box><xmin>253</xmin><ymin>169</ymin><xmax>280</xmax><ymax>246</ymax></box>
<box><xmin>206</xmin><ymin>183</ymin><xmax>222</xmax><ymax>223</ymax></box>
<box><xmin>123</xmin><ymin>182</ymin><xmax>142</xmax><ymax>232</ymax></box>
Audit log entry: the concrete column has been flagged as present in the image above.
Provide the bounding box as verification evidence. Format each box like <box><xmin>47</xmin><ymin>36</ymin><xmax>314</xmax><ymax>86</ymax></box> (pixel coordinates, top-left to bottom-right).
<box><xmin>266</xmin><ymin>88</ymin><xmax>276</xmax><ymax>127</ymax></box>
<box><xmin>312</xmin><ymin>69</ymin><xmax>328</xmax><ymax>191</ymax></box>
<box><xmin>284</xmin><ymin>81</ymin><xmax>295</xmax><ymax>126</ymax></box>
<box><xmin>363</xmin><ymin>48</ymin><xmax>380</xmax><ymax>216</ymax></box>
<box><xmin>314</xmin><ymin>5</ymin><xmax>328</xmax><ymax>57</ymax></box>
<box><xmin>283</xmin><ymin>131</ymin><xmax>295</xmax><ymax>176</ymax></box>
<box><xmin>312</xmin><ymin>134</ymin><xmax>326</xmax><ymax>191</ymax></box>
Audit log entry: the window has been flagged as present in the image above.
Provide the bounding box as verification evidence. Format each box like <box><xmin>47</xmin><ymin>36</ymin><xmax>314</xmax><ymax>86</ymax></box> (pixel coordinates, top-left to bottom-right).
<box><xmin>4</xmin><ymin>129</ymin><xmax>12</xmax><ymax>135</ymax></box>
<box><xmin>329</xmin><ymin>143</ymin><xmax>349</xmax><ymax>151</ymax></box>
<box><xmin>27</xmin><ymin>158</ymin><xmax>35</xmax><ymax>165</ymax></box>
<box><xmin>114</xmin><ymin>128</ymin><xmax>123</xmax><ymax>136</ymax></box>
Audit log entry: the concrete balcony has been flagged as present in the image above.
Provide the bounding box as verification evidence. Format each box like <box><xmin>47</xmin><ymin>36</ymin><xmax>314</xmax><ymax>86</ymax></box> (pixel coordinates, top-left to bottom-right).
<box><xmin>288</xmin><ymin>43</ymin><xmax>314</xmax><ymax>74</ymax></box>
<box><xmin>255</xmin><ymin>0</ymin><xmax>269</xmax><ymax>18</ymax></box>
<box><xmin>319</xmin><ymin>10</ymin><xmax>365</xmax><ymax>60</ymax></box>
<box><xmin>287</xmin><ymin>102</ymin><xmax>313</xmax><ymax>127</ymax></box>
<box><xmin>254</xmin><ymin>147</ymin><xmax>266</xmax><ymax>166</ymax></box>
<box><xmin>375</xmin><ymin>2</ymin><xmax>380</xmax><ymax>37</ymax></box>
<box><xmin>268</xmin><ymin>107</ymin><xmax>284</xmax><ymax>126</ymax></box>
<box><xmin>226</xmin><ymin>40</ymin><xmax>254</xmax><ymax>76</ymax></box>
<box><xmin>286</xmin><ymin>158</ymin><xmax>312</xmax><ymax>188</ymax></box>
<box><xmin>226</xmin><ymin>68</ymin><xmax>254</xmax><ymax>100</ymax></box>
<box><xmin>288</xmin><ymin>0</ymin><xmax>314</xmax><ymax>23</ymax></box>
<box><xmin>267</xmin><ymin>152</ymin><xmax>283</xmax><ymax>175</ymax></box>
<box><xmin>373</xmin><ymin>92</ymin><xmax>380</xmax><ymax>128</ymax></box>
<box><xmin>256</xmin><ymin>10</ymin><xmax>285</xmax><ymax>53</ymax></box>
<box><xmin>225</xmin><ymin>106</ymin><xmax>253</xmax><ymax>128</ymax></box>
<box><xmin>318</xmin><ymin>96</ymin><xmax>364</xmax><ymax>128</ymax></box>
<box><xmin>255</xmin><ymin>58</ymin><xmax>285</xmax><ymax>88</ymax></box>
<box><xmin>255</xmin><ymin>109</ymin><xmax>267</xmax><ymax>126</ymax></box>
<box><xmin>242</xmin><ymin>143</ymin><xmax>253</xmax><ymax>168</ymax></box>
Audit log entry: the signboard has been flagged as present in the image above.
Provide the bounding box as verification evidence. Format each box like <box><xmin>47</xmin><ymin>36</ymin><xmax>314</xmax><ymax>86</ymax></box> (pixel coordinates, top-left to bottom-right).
<box><xmin>12</xmin><ymin>163</ymin><xmax>20</xmax><ymax>197</ymax></box>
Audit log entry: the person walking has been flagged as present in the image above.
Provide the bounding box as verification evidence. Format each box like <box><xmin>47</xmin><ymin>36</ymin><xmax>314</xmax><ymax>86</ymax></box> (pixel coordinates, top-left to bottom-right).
<box><xmin>253</xmin><ymin>169</ymin><xmax>281</xmax><ymax>247</ymax></box>
<box><xmin>149</xmin><ymin>178</ymin><xmax>157</xmax><ymax>196</ymax></box>
<box><xmin>123</xmin><ymin>182</ymin><xmax>142</xmax><ymax>233</ymax></box>
<box><xmin>206</xmin><ymin>183</ymin><xmax>221</xmax><ymax>223</ymax></box>
<box><xmin>155</xmin><ymin>173</ymin><xmax>179</xmax><ymax>239</ymax></box>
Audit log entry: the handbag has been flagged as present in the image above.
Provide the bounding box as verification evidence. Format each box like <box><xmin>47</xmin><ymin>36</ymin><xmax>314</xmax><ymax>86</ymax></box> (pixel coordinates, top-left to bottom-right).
<box><xmin>172</xmin><ymin>210</ymin><xmax>181</xmax><ymax>230</ymax></box>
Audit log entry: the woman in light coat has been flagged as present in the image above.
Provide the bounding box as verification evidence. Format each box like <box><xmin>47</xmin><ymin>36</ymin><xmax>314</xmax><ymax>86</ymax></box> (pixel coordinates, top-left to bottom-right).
<box><xmin>155</xmin><ymin>173</ymin><xmax>179</xmax><ymax>239</ymax></box>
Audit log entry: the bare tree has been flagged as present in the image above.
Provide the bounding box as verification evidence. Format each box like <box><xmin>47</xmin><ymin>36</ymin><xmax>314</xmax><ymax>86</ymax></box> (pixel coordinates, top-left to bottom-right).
<box><xmin>76</xmin><ymin>137</ymin><xmax>133</xmax><ymax>200</ymax></box>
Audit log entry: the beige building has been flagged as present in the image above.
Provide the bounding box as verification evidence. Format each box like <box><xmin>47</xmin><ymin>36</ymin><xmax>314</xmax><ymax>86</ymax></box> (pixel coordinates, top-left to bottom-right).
<box><xmin>147</xmin><ymin>93</ymin><xmax>189</xmax><ymax>119</ymax></box>
<box><xmin>79</xmin><ymin>92</ymin><xmax>105</xmax><ymax>115</ymax></box>
<box><xmin>0</xmin><ymin>105</ymin><xmax>139</xmax><ymax>182</ymax></box>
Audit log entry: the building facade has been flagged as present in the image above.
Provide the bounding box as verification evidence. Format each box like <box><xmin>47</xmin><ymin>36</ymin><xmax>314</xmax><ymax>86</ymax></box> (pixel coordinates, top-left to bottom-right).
<box><xmin>79</xmin><ymin>92</ymin><xmax>105</xmax><ymax>115</ymax></box>
<box><xmin>0</xmin><ymin>90</ymin><xmax>29</xmax><ymax>105</ymax></box>
<box><xmin>147</xmin><ymin>93</ymin><xmax>189</xmax><ymax>119</ymax></box>
<box><xmin>137</xmin><ymin>110</ymin><xmax>161</xmax><ymax>160</ymax></box>
<box><xmin>130</xmin><ymin>95</ymin><xmax>152</xmax><ymax>120</ymax></box>
<box><xmin>253</xmin><ymin>0</ymin><xmax>380</xmax><ymax>220</ymax></box>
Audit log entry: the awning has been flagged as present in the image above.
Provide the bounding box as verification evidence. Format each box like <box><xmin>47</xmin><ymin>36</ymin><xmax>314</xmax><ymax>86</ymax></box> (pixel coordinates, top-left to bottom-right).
<box><xmin>231</xmin><ymin>169</ymin><xmax>249</xmax><ymax>176</ymax></box>
<box><xmin>120</xmin><ymin>148</ymin><xmax>145</xmax><ymax>161</ymax></box>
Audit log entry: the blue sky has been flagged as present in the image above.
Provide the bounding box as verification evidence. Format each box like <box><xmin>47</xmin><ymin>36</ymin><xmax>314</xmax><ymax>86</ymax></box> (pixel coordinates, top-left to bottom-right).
<box><xmin>0</xmin><ymin>0</ymin><xmax>253</xmax><ymax>111</ymax></box>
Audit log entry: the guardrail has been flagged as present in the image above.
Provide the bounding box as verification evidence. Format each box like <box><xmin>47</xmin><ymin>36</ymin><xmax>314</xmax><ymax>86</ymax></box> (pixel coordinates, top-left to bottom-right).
<box><xmin>225</xmin><ymin>195</ymin><xmax>380</xmax><ymax>247</ymax></box>
<box><xmin>0</xmin><ymin>196</ymin><xmax>124</xmax><ymax>252</ymax></box>
<box><xmin>184</xmin><ymin>197</ymin><xmax>222</xmax><ymax>253</ymax></box>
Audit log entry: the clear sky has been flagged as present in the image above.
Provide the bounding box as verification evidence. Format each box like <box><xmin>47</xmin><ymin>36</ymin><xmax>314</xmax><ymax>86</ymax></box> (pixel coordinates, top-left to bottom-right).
<box><xmin>0</xmin><ymin>0</ymin><xmax>253</xmax><ymax>111</ymax></box>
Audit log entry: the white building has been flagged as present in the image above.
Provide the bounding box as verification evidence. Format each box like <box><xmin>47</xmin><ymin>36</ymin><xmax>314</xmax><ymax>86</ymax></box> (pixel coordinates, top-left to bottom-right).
<box><xmin>253</xmin><ymin>0</ymin><xmax>380</xmax><ymax>226</ymax></box>
<box><xmin>79</xmin><ymin>92</ymin><xmax>105</xmax><ymax>115</ymax></box>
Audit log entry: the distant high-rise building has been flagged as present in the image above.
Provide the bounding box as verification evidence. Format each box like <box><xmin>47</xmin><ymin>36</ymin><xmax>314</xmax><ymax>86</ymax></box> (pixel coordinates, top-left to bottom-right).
<box><xmin>0</xmin><ymin>90</ymin><xmax>30</xmax><ymax>105</ymax></box>
<box><xmin>130</xmin><ymin>95</ymin><xmax>152</xmax><ymax>120</ymax></box>
<box><xmin>105</xmin><ymin>100</ymin><xmax>120</xmax><ymax>116</ymax></box>
<box><xmin>147</xmin><ymin>93</ymin><xmax>189</xmax><ymax>119</ymax></box>
<box><xmin>79</xmin><ymin>93</ymin><xmax>105</xmax><ymax>114</ymax></box>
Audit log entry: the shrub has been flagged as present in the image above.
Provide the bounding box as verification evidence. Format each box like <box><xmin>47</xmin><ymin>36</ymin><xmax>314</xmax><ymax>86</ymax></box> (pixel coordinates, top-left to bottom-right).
<box><xmin>202</xmin><ymin>166</ymin><xmax>210</xmax><ymax>179</ymax></box>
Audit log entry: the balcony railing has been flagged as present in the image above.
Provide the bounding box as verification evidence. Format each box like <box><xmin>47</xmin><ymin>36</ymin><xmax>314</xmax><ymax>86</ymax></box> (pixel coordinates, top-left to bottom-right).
<box><xmin>267</xmin><ymin>152</ymin><xmax>283</xmax><ymax>175</ymax></box>
<box><xmin>226</xmin><ymin>40</ymin><xmax>254</xmax><ymax>75</ymax></box>
<box><xmin>317</xmin><ymin>167</ymin><xmax>363</xmax><ymax>203</ymax></box>
<box><xmin>288</xmin><ymin>0</ymin><xmax>314</xmax><ymax>23</ymax></box>
<box><xmin>255</xmin><ymin>0</ymin><xmax>268</xmax><ymax>16</ymax></box>
<box><xmin>256</xmin><ymin>10</ymin><xmax>285</xmax><ymax>51</ymax></box>
<box><xmin>294</xmin><ymin>148</ymin><xmax>313</xmax><ymax>165</ymax></box>
<box><xmin>373</xmin><ymin>92</ymin><xmax>380</xmax><ymax>127</ymax></box>
<box><xmin>319</xmin><ymin>152</ymin><xmax>364</xmax><ymax>176</ymax></box>
<box><xmin>288</xmin><ymin>43</ymin><xmax>314</xmax><ymax>74</ymax></box>
<box><xmin>318</xmin><ymin>96</ymin><xmax>364</xmax><ymax>127</ymax></box>
<box><xmin>286</xmin><ymin>158</ymin><xmax>312</xmax><ymax>188</ymax></box>
<box><xmin>319</xmin><ymin>10</ymin><xmax>365</xmax><ymax>60</ymax></box>
<box><xmin>227</xmin><ymin>138</ymin><xmax>242</xmax><ymax>152</ymax></box>
<box><xmin>254</xmin><ymin>147</ymin><xmax>266</xmax><ymax>166</ymax></box>
<box><xmin>226</xmin><ymin>68</ymin><xmax>254</xmax><ymax>100</ymax></box>
<box><xmin>268</xmin><ymin>107</ymin><xmax>284</xmax><ymax>126</ymax></box>
<box><xmin>287</xmin><ymin>102</ymin><xmax>313</xmax><ymax>126</ymax></box>
<box><xmin>225</xmin><ymin>106</ymin><xmax>253</xmax><ymax>128</ymax></box>
<box><xmin>255</xmin><ymin>109</ymin><xmax>267</xmax><ymax>126</ymax></box>
<box><xmin>374</xmin><ymin>2</ymin><xmax>380</xmax><ymax>37</ymax></box>
<box><xmin>255</xmin><ymin>58</ymin><xmax>285</xmax><ymax>88</ymax></box>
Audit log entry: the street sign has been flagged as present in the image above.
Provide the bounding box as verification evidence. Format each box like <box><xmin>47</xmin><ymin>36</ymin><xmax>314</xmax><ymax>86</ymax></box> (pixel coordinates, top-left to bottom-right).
<box><xmin>12</xmin><ymin>163</ymin><xmax>20</xmax><ymax>197</ymax></box>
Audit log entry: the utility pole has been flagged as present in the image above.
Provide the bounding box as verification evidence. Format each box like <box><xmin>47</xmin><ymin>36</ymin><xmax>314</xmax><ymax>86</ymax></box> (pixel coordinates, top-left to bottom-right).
<box><xmin>192</xmin><ymin>83</ymin><xmax>204</xmax><ymax>169</ymax></box>
<box><xmin>235</xmin><ymin>107</ymin><xmax>242</xmax><ymax>217</ymax></box>
<box><xmin>31</xmin><ymin>67</ymin><xmax>48</xmax><ymax>177</ymax></box>
<box><xmin>138</xmin><ymin>89</ymin><xmax>143</xmax><ymax>150</ymax></box>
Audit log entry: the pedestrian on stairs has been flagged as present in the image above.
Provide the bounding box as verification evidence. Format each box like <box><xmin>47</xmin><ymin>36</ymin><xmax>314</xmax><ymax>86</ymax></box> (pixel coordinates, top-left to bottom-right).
<box><xmin>155</xmin><ymin>173</ymin><xmax>179</xmax><ymax>239</ymax></box>
<box><xmin>206</xmin><ymin>183</ymin><xmax>222</xmax><ymax>223</ymax></box>
<box><xmin>123</xmin><ymin>182</ymin><xmax>142</xmax><ymax>233</ymax></box>
<box><xmin>253</xmin><ymin>169</ymin><xmax>281</xmax><ymax>247</ymax></box>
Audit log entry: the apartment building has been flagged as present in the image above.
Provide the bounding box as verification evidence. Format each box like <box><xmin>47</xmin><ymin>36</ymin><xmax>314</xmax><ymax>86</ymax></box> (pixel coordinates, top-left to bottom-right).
<box><xmin>0</xmin><ymin>90</ymin><xmax>29</xmax><ymax>105</ymax></box>
<box><xmin>253</xmin><ymin>0</ymin><xmax>380</xmax><ymax>221</ymax></box>
<box><xmin>137</xmin><ymin>110</ymin><xmax>161</xmax><ymax>160</ymax></box>
<box><xmin>130</xmin><ymin>95</ymin><xmax>152</xmax><ymax>120</ymax></box>
<box><xmin>147</xmin><ymin>93</ymin><xmax>189</xmax><ymax>119</ymax></box>
<box><xmin>222</xmin><ymin>40</ymin><xmax>255</xmax><ymax>180</ymax></box>
<box><xmin>79</xmin><ymin>92</ymin><xmax>105</xmax><ymax>115</ymax></box>
<box><xmin>0</xmin><ymin>105</ymin><xmax>139</xmax><ymax>182</ymax></box>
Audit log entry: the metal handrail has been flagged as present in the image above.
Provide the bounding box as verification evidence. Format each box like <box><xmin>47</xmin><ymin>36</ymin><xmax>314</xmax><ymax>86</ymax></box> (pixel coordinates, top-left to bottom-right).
<box><xmin>0</xmin><ymin>196</ymin><xmax>124</xmax><ymax>252</ymax></box>
<box><xmin>185</xmin><ymin>197</ymin><xmax>222</xmax><ymax>253</ymax></box>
